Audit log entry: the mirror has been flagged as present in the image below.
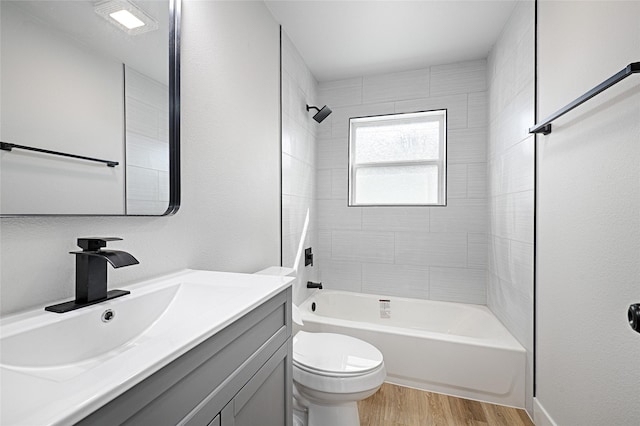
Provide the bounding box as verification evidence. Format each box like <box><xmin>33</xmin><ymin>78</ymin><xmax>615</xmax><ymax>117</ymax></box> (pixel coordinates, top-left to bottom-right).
<box><xmin>0</xmin><ymin>0</ymin><xmax>180</xmax><ymax>216</ymax></box>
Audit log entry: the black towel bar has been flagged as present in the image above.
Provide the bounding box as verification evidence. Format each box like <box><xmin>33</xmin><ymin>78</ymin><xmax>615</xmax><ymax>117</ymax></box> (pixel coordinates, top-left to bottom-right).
<box><xmin>530</xmin><ymin>62</ymin><xmax>640</xmax><ymax>135</ymax></box>
<box><xmin>0</xmin><ymin>142</ymin><xmax>118</xmax><ymax>167</ymax></box>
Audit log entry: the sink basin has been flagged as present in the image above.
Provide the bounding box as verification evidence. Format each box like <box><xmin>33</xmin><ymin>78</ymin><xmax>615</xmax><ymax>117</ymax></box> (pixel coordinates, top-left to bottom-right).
<box><xmin>0</xmin><ymin>269</ymin><xmax>293</xmax><ymax>426</ymax></box>
<box><xmin>1</xmin><ymin>284</ymin><xmax>180</xmax><ymax>369</ymax></box>
<box><xmin>1</xmin><ymin>281</ymin><xmax>242</xmax><ymax>373</ymax></box>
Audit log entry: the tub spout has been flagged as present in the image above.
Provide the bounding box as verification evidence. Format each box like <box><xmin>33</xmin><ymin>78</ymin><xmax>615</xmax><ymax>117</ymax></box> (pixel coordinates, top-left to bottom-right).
<box><xmin>307</xmin><ymin>281</ymin><xmax>323</xmax><ymax>289</ymax></box>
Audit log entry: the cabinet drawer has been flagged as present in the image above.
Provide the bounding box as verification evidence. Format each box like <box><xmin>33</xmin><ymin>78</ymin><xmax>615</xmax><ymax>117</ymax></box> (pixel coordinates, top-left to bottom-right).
<box><xmin>77</xmin><ymin>288</ymin><xmax>291</xmax><ymax>426</ymax></box>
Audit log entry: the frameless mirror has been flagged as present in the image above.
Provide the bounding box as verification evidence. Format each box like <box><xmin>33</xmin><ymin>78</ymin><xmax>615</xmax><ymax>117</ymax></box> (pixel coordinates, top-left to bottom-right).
<box><xmin>0</xmin><ymin>0</ymin><xmax>180</xmax><ymax>216</ymax></box>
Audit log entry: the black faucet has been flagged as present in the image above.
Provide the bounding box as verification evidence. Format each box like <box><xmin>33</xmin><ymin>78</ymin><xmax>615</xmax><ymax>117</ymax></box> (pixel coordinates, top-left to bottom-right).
<box><xmin>307</xmin><ymin>281</ymin><xmax>323</xmax><ymax>289</ymax></box>
<box><xmin>45</xmin><ymin>238</ymin><xmax>139</xmax><ymax>313</ymax></box>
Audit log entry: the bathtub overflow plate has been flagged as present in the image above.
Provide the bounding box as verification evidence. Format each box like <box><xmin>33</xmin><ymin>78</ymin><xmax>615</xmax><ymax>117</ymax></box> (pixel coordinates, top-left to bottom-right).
<box><xmin>101</xmin><ymin>309</ymin><xmax>115</xmax><ymax>323</ymax></box>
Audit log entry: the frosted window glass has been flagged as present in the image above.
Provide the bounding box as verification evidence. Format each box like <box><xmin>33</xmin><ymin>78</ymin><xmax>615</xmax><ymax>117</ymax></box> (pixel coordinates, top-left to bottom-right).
<box><xmin>354</xmin><ymin>121</ymin><xmax>440</xmax><ymax>163</ymax></box>
<box><xmin>354</xmin><ymin>165</ymin><xmax>438</xmax><ymax>205</ymax></box>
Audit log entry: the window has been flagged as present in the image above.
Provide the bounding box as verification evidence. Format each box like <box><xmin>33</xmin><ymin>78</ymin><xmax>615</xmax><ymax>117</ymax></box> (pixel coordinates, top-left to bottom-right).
<box><xmin>348</xmin><ymin>110</ymin><xmax>447</xmax><ymax>206</ymax></box>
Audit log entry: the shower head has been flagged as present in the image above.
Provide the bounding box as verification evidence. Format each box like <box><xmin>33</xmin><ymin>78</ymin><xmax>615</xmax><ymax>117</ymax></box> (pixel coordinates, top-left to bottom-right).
<box><xmin>306</xmin><ymin>104</ymin><xmax>332</xmax><ymax>123</ymax></box>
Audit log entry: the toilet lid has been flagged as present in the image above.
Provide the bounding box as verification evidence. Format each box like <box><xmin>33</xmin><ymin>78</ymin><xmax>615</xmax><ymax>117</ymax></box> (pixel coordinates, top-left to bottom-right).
<box><xmin>293</xmin><ymin>332</ymin><xmax>383</xmax><ymax>377</ymax></box>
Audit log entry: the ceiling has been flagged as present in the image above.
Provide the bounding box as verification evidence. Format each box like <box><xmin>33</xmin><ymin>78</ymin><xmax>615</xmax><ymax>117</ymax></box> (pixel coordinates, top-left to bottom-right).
<box><xmin>265</xmin><ymin>0</ymin><xmax>517</xmax><ymax>82</ymax></box>
<box><xmin>9</xmin><ymin>1</ymin><xmax>169</xmax><ymax>84</ymax></box>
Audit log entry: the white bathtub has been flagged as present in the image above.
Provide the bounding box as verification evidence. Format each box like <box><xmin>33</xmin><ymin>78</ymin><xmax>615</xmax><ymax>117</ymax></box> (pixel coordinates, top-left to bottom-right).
<box><xmin>298</xmin><ymin>290</ymin><xmax>526</xmax><ymax>408</ymax></box>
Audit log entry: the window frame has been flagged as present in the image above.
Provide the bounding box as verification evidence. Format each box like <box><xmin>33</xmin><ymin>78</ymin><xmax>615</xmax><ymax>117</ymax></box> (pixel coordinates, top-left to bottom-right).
<box><xmin>348</xmin><ymin>109</ymin><xmax>448</xmax><ymax>207</ymax></box>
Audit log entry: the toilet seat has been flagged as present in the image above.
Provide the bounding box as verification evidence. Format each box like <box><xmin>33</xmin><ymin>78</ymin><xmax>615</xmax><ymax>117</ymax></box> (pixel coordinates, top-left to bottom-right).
<box><xmin>293</xmin><ymin>331</ymin><xmax>384</xmax><ymax>377</ymax></box>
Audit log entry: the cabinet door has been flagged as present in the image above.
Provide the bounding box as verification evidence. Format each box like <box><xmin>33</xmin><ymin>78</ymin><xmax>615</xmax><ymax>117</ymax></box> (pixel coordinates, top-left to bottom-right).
<box><xmin>221</xmin><ymin>339</ymin><xmax>292</xmax><ymax>426</ymax></box>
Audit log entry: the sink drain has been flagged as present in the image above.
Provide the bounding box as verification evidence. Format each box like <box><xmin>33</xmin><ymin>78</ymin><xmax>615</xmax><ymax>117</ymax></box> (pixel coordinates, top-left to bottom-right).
<box><xmin>101</xmin><ymin>309</ymin><xmax>115</xmax><ymax>323</ymax></box>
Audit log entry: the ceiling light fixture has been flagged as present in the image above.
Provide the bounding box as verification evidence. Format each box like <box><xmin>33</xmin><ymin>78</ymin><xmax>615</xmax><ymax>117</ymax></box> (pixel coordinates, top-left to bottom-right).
<box><xmin>94</xmin><ymin>0</ymin><xmax>158</xmax><ymax>35</ymax></box>
<box><xmin>109</xmin><ymin>9</ymin><xmax>145</xmax><ymax>30</ymax></box>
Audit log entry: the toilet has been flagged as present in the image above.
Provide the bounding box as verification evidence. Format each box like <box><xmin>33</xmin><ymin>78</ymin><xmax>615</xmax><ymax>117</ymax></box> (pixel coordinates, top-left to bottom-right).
<box><xmin>255</xmin><ymin>267</ymin><xmax>386</xmax><ymax>426</ymax></box>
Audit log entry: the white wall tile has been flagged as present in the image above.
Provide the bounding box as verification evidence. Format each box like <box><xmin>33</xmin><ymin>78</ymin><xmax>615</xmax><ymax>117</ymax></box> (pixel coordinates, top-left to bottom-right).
<box><xmin>486</xmin><ymin>1</ymin><xmax>534</xmax><ymax>413</ymax></box>
<box><xmin>282</xmin><ymin>153</ymin><xmax>313</xmax><ymax>198</ymax></box>
<box><xmin>316</xmin><ymin>169</ymin><xmax>332</xmax><ymax>199</ymax></box>
<box><xmin>430</xmin><ymin>60</ymin><xmax>487</xmax><ymax>96</ymax></box>
<box><xmin>395</xmin><ymin>93</ymin><xmax>468</xmax><ymax>129</ymax></box>
<box><xmin>127</xmin><ymin>166</ymin><xmax>159</xmax><ymax>201</ymax></box>
<box><xmin>363</xmin><ymin>68</ymin><xmax>429</xmax><ymax>104</ymax></box>
<box><xmin>331</xmin><ymin>231</ymin><xmax>394</xmax><ymax>263</ymax></box>
<box><xmin>395</xmin><ymin>232</ymin><xmax>467</xmax><ymax>267</ymax></box>
<box><xmin>281</xmin><ymin>235</ymin><xmax>298</xmax><ymax>269</ymax></box>
<box><xmin>282</xmin><ymin>114</ymin><xmax>314</xmax><ymax>166</ymax></box>
<box><xmin>494</xmin><ymin>191</ymin><xmax>535</xmax><ymax>245</ymax></box>
<box><xmin>158</xmin><ymin>171</ymin><xmax>169</xmax><ymax>202</ymax></box>
<box><xmin>289</xmin><ymin>81</ymin><xmax>317</xmax><ymax>133</ymax></box>
<box><xmin>126</xmin><ymin>200</ymin><xmax>167</xmax><ymax>215</ymax></box>
<box><xmin>510</xmin><ymin>240</ymin><xmax>534</xmax><ymax>300</ymax></box>
<box><xmin>314</xmin><ymin>59</ymin><xmax>491</xmax><ymax>305</ymax></box>
<box><xmin>281</xmin><ymin>31</ymin><xmax>316</xmax><ymax>100</ymax></box>
<box><xmin>362</xmin><ymin>207</ymin><xmax>429</xmax><ymax>232</ymax></box>
<box><xmin>282</xmin><ymin>29</ymin><xmax>320</xmax><ymax>306</ymax></box>
<box><xmin>430</xmin><ymin>199</ymin><xmax>487</xmax><ymax>233</ymax></box>
<box><xmin>447</xmin><ymin>164</ymin><xmax>467</xmax><ymax>199</ymax></box>
<box><xmin>126</xmin><ymin>132</ymin><xmax>169</xmax><ymax>171</ymax></box>
<box><xmin>318</xmin><ymin>77</ymin><xmax>362</xmax><ymax>107</ymax></box>
<box><xmin>317</xmin><ymin>259</ymin><xmax>362</xmax><ymax>292</ymax></box>
<box><xmin>282</xmin><ymin>194</ymin><xmax>313</xmax><ymax>238</ymax></box>
<box><xmin>316</xmin><ymin>230</ymin><xmax>332</xmax><ymax>259</ymax></box>
<box><xmin>331</xmin><ymin>169</ymin><xmax>348</xmax><ymax>199</ymax></box>
<box><xmin>332</xmin><ymin>230</ymin><xmax>395</xmax><ymax>264</ymax></box>
<box><xmin>468</xmin><ymin>233</ymin><xmax>488</xmax><ymax>268</ymax></box>
<box><xmin>467</xmin><ymin>163</ymin><xmax>487</xmax><ymax>198</ymax></box>
<box><xmin>487</xmin><ymin>274</ymin><xmax>532</xmax><ymax>349</ymax></box>
<box><xmin>126</xmin><ymin>97</ymin><xmax>160</xmax><ymax>139</ymax></box>
<box><xmin>316</xmin><ymin>137</ymin><xmax>348</xmax><ymax>170</ymax></box>
<box><xmin>330</xmin><ymin>102</ymin><xmax>395</xmax><ymax>139</ymax></box>
<box><xmin>315</xmin><ymin>114</ymin><xmax>332</xmax><ymax>139</ymax></box>
<box><xmin>430</xmin><ymin>267</ymin><xmax>486</xmax><ymax>304</ymax></box>
<box><xmin>468</xmin><ymin>92</ymin><xmax>488</xmax><ymax>128</ymax></box>
<box><xmin>510</xmin><ymin>190</ymin><xmax>534</xmax><ymax>244</ymax></box>
<box><xmin>515</xmin><ymin>23</ymin><xmax>534</xmax><ymax>95</ymax></box>
<box><xmin>362</xmin><ymin>263</ymin><xmax>429</xmax><ymax>299</ymax></box>
<box><xmin>157</xmin><ymin>112</ymin><xmax>169</xmax><ymax>143</ymax></box>
<box><xmin>503</xmin><ymin>138</ymin><xmax>535</xmax><ymax>194</ymax></box>
<box><xmin>125</xmin><ymin>66</ymin><xmax>168</xmax><ymax>110</ymax></box>
<box><xmin>487</xmin><ymin>235</ymin><xmax>510</xmax><ymax>280</ymax></box>
<box><xmin>448</xmin><ymin>128</ymin><xmax>487</xmax><ymax>164</ymax></box>
<box><xmin>317</xmin><ymin>199</ymin><xmax>362</xmax><ymax>230</ymax></box>
<box><xmin>491</xmin><ymin>195</ymin><xmax>510</xmax><ymax>241</ymax></box>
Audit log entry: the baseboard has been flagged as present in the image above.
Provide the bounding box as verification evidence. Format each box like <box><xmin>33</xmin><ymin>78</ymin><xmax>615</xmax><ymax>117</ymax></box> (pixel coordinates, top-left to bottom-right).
<box><xmin>533</xmin><ymin>398</ymin><xmax>557</xmax><ymax>426</ymax></box>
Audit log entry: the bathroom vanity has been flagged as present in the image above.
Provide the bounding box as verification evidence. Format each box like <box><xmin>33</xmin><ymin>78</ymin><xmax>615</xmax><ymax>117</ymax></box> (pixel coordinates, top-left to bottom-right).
<box><xmin>0</xmin><ymin>270</ymin><xmax>293</xmax><ymax>426</ymax></box>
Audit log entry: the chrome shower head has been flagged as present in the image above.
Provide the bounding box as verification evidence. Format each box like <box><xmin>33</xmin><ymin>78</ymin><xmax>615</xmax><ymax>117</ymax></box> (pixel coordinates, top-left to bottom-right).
<box><xmin>306</xmin><ymin>104</ymin><xmax>332</xmax><ymax>123</ymax></box>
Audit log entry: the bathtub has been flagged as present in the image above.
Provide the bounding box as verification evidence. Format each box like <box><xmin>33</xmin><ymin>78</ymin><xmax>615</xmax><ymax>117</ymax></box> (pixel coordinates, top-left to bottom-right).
<box><xmin>298</xmin><ymin>290</ymin><xmax>526</xmax><ymax>408</ymax></box>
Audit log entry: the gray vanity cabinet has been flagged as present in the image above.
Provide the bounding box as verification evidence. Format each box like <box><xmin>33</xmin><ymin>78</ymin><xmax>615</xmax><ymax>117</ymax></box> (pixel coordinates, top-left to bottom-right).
<box><xmin>219</xmin><ymin>338</ymin><xmax>289</xmax><ymax>426</ymax></box>
<box><xmin>77</xmin><ymin>288</ymin><xmax>292</xmax><ymax>426</ymax></box>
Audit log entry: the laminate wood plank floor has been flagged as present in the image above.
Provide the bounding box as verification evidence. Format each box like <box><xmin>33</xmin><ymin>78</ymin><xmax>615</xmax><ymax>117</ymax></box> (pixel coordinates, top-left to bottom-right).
<box><xmin>358</xmin><ymin>383</ymin><xmax>534</xmax><ymax>426</ymax></box>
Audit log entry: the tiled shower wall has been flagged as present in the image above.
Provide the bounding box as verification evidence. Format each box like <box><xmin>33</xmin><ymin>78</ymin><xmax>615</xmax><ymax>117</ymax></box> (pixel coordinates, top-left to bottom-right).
<box><xmin>486</xmin><ymin>0</ymin><xmax>535</xmax><ymax>415</ymax></box>
<box><xmin>281</xmin><ymin>31</ymin><xmax>320</xmax><ymax>304</ymax></box>
<box><xmin>315</xmin><ymin>60</ymin><xmax>489</xmax><ymax>305</ymax></box>
<box><xmin>125</xmin><ymin>67</ymin><xmax>170</xmax><ymax>215</ymax></box>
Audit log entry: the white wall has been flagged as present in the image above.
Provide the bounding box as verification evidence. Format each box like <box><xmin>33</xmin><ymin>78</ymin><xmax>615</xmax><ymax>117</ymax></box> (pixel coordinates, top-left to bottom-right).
<box><xmin>486</xmin><ymin>0</ymin><xmax>535</xmax><ymax>416</ymax></box>
<box><xmin>0</xmin><ymin>1</ymin><xmax>125</xmax><ymax>215</ymax></box>
<box><xmin>536</xmin><ymin>1</ymin><xmax>640</xmax><ymax>424</ymax></box>
<box><xmin>0</xmin><ymin>0</ymin><xmax>281</xmax><ymax>315</ymax></box>
<box><xmin>281</xmin><ymin>31</ymin><xmax>320</xmax><ymax>305</ymax></box>
<box><xmin>315</xmin><ymin>61</ymin><xmax>488</xmax><ymax>304</ymax></box>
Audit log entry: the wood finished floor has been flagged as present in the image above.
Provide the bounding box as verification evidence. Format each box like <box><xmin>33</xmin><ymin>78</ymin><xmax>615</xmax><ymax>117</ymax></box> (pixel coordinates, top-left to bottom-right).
<box><xmin>357</xmin><ymin>383</ymin><xmax>534</xmax><ymax>426</ymax></box>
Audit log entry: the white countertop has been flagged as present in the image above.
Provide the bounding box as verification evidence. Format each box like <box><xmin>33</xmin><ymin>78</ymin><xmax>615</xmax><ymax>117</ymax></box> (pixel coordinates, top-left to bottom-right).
<box><xmin>0</xmin><ymin>269</ymin><xmax>293</xmax><ymax>426</ymax></box>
